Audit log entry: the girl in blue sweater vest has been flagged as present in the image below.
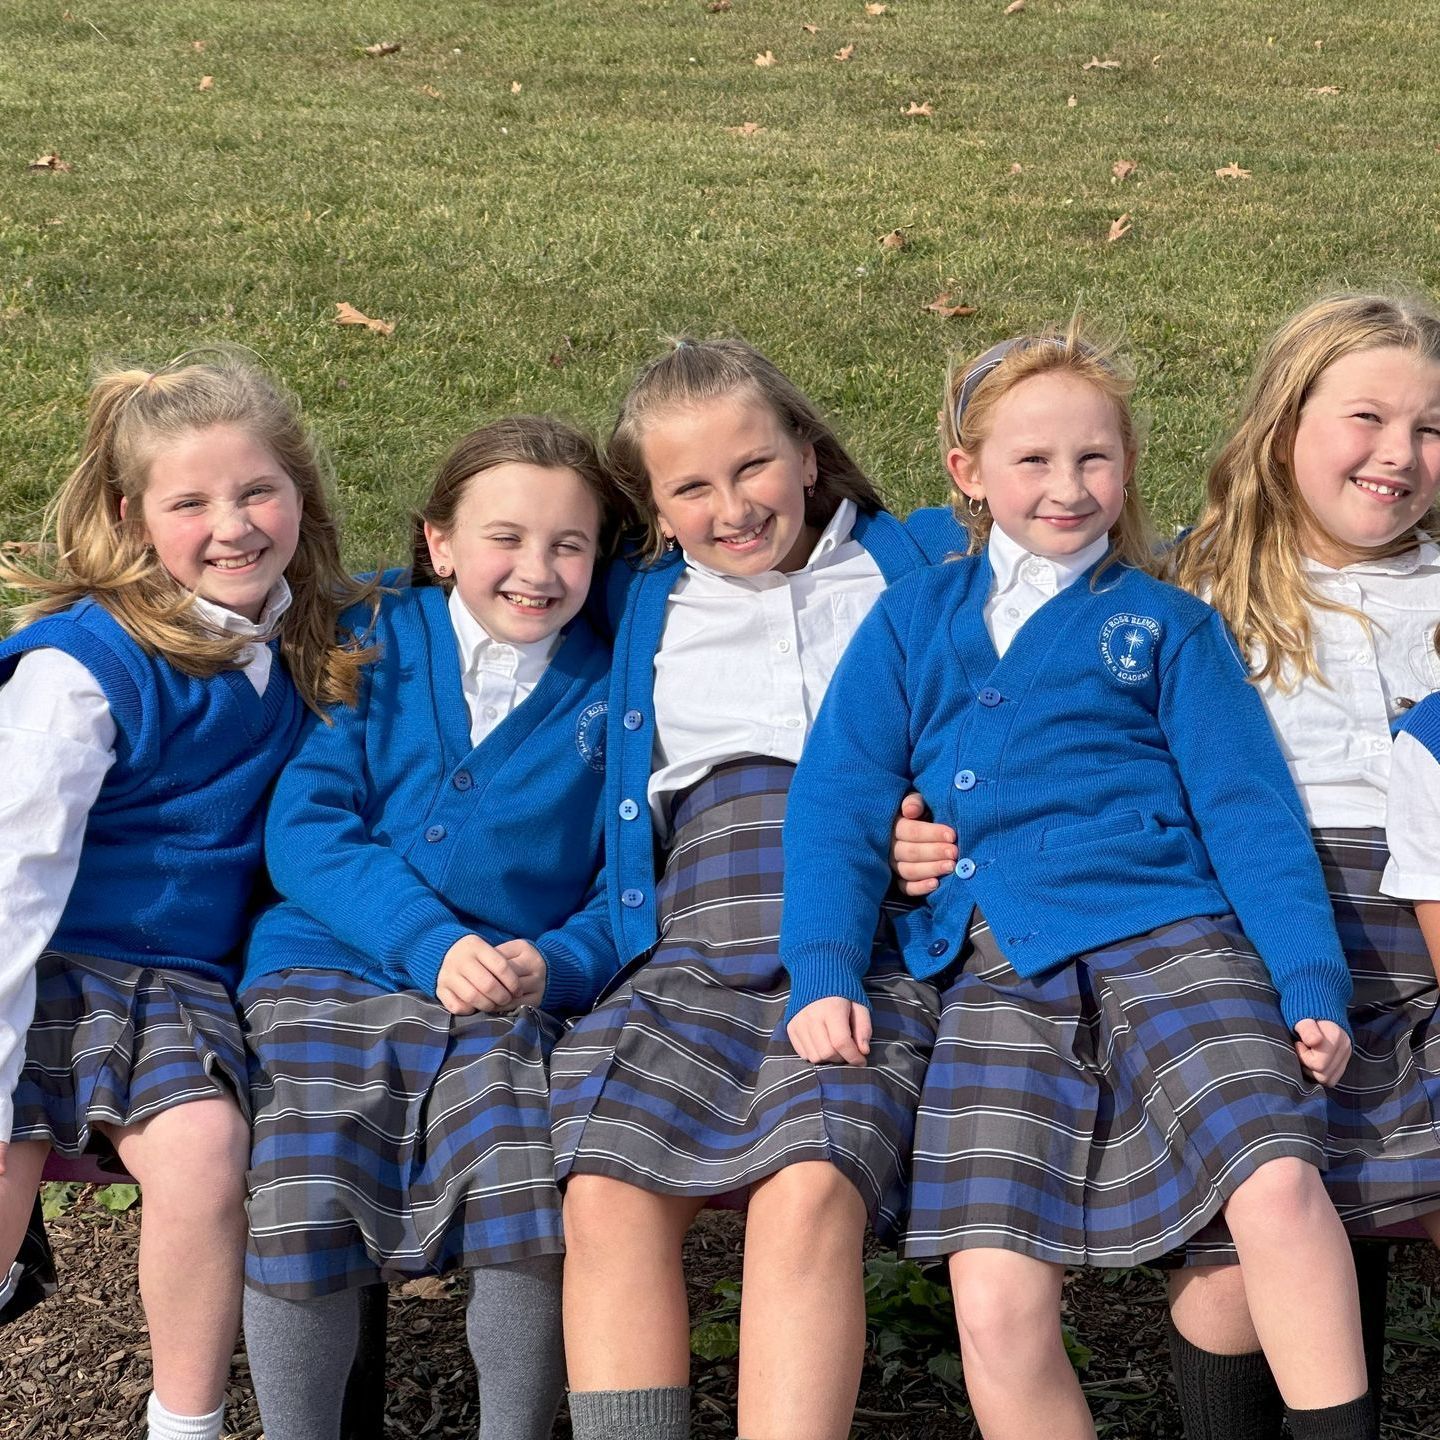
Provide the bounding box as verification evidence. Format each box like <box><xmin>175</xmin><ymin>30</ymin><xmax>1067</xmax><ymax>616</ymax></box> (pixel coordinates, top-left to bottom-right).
<box><xmin>549</xmin><ymin>338</ymin><xmax>964</xmax><ymax>1440</ymax></box>
<box><xmin>238</xmin><ymin>416</ymin><xmax>623</xmax><ymax>1440</ymax></box>
<box><xmin>781</xmin><ymin>327</ymin><xmax>1374</xmax><ymax>1440</ymax></box>
<box><xmin>0</xmin><ymin>356</ymin><xmax>373</xmax><ymax>1440</ymax></box>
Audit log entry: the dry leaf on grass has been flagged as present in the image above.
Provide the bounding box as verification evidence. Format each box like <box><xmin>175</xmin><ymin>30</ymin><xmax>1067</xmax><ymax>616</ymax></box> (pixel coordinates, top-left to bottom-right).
<box><xmin>1083</xmin><ymin>56</ymin><xmax>1120</xmax><ymax>70</ymax></box>
<box><xmin>398</xmin><ymin>1276</ymin><xmax>450</xmax><ymax>1300</ymax></box>
<box><xmin>191</xmin><ymin>40</ymin><xmax>206</xmax><ymax>52</ymax></box>
<box><xmin>1314</xmin><ymin>38</ymin><xmax>1324</xmax><ymax>50</ymax></box>
<box><xmin>334</xmin><ymin>302</ymin><xmax>395</xmax><ymax>336</ymax></box>
<box><xmin>197</xmin><ymin>74</ymin><xmax>213</xmax><ymax>91</ymax></box>
<box><xmin>1066</xmin><ymin>94</ymin><xmax>1077</xmax><ymax>107</ymax></box>
<box><xmin>879</xmin><ymin>228</ymin><xmax>907</xmax><ymax>249</ymax></box>
<box><xmin>1107</xmin><ymin>213</ymin><xmax>1133</xmax><ymax>243</ymax></box>
<box><xmin>1</xmin><ymin>541</ymin><xmax>43</xmax><ymax>555</ymax></box>
<box><xmin>510</xmin><ymin>80</ymin><xmax>523</xmax><ymax>93</ymax></box>
<box><xmin>1312</xmin><ymin>85</ymin><xmax>1340</xmax><ymax>95</ymax></box>
<box><xmin>834</xmin><ymin>43</ymin><xmax>855</xmax><ymax>60</ymax></box>
<box><xmin>708</xmin><ymin>0</ymin><xmax>733</xmax><ymax>10</ymax></box>
<box><xmin>754</xmin><ymin>50</ymin><xmax>777</xmax><ymax>66</ymax></box>
<box><xmin>1009</xmin><ymin>162</ymin><xmax>1023</xmax><ymax>173</ymax></box>
<box><xmin>419</xmin><ymin>84</ymin><xmax>442</xmax><ymax>99</ymax></box>
<box><xmin>363</xmin><ymin>41</ymin><xmax>401</xmax><ymax>57</ymax></box>
<box><xmin>802</xmin><ymin>23</ymin><xmax>819</xmax><ymax>34</ymax></box>
<box><xmin>922</xmin><ymin>293</ymin><xmax>976</xmax><ymax>318</ymax></box>
<box><xmin>1111</xmin><ymin>158</ymin><xmax>1136</xmax><ymax>181</ymax></box>
<box><xmin>28</xmin><ymin>153</ymin><xmax>72</xmax><ymax>172</ymax></box>
<box><xmin>866</xmin><ymin>3</ymin><xmax>888</xmax><ymax>13</ymax></box>
<box><xmin>725</xmin><ymin>121</ymin><xmax>765</xmax><ymax>135</ymax></box>
<box><xmin>901</xmin><ymin>100</ymin><xmax>933</xmax><ymax>116</ymax></box>
<box><xmin>1215</xmin><ymin>162</ymin><xmax>1252</xmax><ymax>179</ymax></box>
<box><xmin>1004</xmin><ymin>0</ymin><xmax>1025</xmax><ymax>12</ymax></box>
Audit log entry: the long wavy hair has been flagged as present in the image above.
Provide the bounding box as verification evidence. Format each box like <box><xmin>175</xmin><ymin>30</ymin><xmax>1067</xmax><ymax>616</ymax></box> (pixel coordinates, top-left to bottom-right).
<box><xmin>607</xmin><ymin>336</ymin><xmax>885</xmax><ymax>564</ymax></box>
<box><xmin>2</xmin><ymin>353</ymin><xmax>376</xmax><ymax>714</ymax></box>
<box><xmin>1174</xmin><ymin>293</ymin><xmax>1440</xmax><ymax>688</ymax></box>
<box><xmin>940</xmin><ymin>318</ymin><xmax>1158</xmax><ymax>576</ymax></box>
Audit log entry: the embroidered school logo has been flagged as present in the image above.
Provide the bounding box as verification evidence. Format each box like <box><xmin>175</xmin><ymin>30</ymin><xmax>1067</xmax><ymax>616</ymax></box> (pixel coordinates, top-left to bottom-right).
<box><xmin>1099</xmin><ymin>613</ymin><xmax>1161</xmax><ymax>686</ymax></box>
<box><xmin>575</xmin><ymin>700</ymin><xmax>608</xmax><ymax>771</ymax></box>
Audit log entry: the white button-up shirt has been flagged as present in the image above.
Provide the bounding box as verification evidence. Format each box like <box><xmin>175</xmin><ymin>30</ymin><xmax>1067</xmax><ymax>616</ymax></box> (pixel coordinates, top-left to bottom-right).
<box><xmin>446</xmin><ymin>589</ymin><xmax>555</xmax><ymax>749</ymax></box>
<box><xmin>648</xmin><ymin>499</ymin><xmax>885</xmax><ymax>830</ymax></box>
<box><xmin>984</xmin><ymin>526</ymin><xmax>1110</xmax><ymax>658</ymax></box>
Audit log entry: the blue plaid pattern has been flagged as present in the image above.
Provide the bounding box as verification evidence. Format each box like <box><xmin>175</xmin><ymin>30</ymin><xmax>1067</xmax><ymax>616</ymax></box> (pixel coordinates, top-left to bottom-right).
<box><xmin>10</xmin><ymin>950</ymin><xmax>248</xmax><ymax>1158</ymax></box>
<box><xmin>549</xmin><ymin>759</ymin><xmax>939</xmax><ymax>1240</ymax></box>
<box><xmin>905</xmin><ymin>913</ymin><xmax>1326</xmax><ymax>1267</ymax></box>
<box><xmin>242</xmin><ymin>968</ymin><xmax>565</xmax><ymax>1299</ymax></box>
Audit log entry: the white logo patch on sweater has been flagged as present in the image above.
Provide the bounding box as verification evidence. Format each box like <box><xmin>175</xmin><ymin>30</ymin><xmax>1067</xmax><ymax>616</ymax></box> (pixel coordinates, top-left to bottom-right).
<box><xmin>575</xmin><ymin>700</ymin><xmax>608</xmax><ymax>771</ymax></box>
<box><xmin>1099</xmin><ymin>613</ymin><xmax>1160</xmax><ymax>685</ymax></box>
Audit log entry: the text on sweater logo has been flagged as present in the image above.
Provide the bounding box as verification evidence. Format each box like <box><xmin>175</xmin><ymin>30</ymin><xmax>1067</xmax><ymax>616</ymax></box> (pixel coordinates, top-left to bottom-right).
<box><xmin>1099</xmin><ymin>613</ymin><xmax>1160</xmax><ymax>685</ymax></box>
<box><xmin>576</xmin><ymin>700</ymin><xmax>608</xmax><ymax>771</ymax></box>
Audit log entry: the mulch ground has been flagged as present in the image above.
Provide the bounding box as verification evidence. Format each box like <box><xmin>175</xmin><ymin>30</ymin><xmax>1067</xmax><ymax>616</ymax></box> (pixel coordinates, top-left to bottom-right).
<box><xmin>5</xmin><ymin>1197</ymin><xmax>1440</xmax><ymax>1438</ymax></box>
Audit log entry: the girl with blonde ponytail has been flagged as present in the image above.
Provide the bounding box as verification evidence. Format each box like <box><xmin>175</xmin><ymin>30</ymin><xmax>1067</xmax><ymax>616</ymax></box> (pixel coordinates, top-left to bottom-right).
<box><xmin>0</xmin><ymin>354</ymin><xmax>371</xmax><ymax>1440</ymax></box>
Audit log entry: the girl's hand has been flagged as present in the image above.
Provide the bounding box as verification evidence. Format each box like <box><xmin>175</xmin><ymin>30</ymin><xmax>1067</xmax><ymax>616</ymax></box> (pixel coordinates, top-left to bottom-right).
<box><xmin>891</xmin><ymin>792</ymin><xmax>957</xmax><ymax>897</ymax></box>
<box><xmin>1293</xmin><ymin>1019</ymin><xmax>1352</xmax><ymax>1087</ymax></box>
<box><xmin>437</xmin><ymin>935</ymin><xmax>526</xmax><ymax>1015</ymax></box>
<box><xmin>495</xmin><ymin>939</ymin><xmax>548</xmax><ymax>1007</ymax></box>
<box><xmin>787</xmin><ymin>998</ymin><xmax>872</xmax><ymax>1067</ymax></box>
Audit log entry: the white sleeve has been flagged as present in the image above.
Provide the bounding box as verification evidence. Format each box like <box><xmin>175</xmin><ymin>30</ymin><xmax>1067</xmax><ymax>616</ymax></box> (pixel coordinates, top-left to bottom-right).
<box><xmin>1381</xmin><ymin>730</ymin><xmax>1440</xmax><ymax>901</ymax></box>
<box><xmin>0</xmin><ymin>649</ymin><xmax>116</xmax><ymax>1144</ymax></box>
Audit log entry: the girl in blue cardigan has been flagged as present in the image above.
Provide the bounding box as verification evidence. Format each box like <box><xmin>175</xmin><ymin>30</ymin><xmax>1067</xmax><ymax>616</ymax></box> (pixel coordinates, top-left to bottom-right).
<box><xmin>780</xmin><ymin>327</ymin><xmax>1374</xmax><ymax>1440</ymax></box>
<box><xmin>238</xmin><ymin>416</ymin><xmax>623</xmax><ymax>1440</ymax></box>
<box><xmin>0</xmin><ymin>355</ymin><xmax>373</xmax><ymax>1440</ymax></box>
<box><xmin>548</xmin><ymin>338</ymin><xmax>964</xmax><ymax>1440</ymax></box>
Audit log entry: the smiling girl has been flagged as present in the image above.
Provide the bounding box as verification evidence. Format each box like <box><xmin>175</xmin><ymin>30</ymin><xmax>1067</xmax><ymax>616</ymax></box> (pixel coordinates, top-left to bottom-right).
<box><xmin>0</xmin><ymin>356</ymin><xmax>370</xmax><ymax>1440</ymax></box>
<box><xmin>779</xmin><ymin>325</ymin><xmax>1374</xmax><ymax>1440</ymax></box>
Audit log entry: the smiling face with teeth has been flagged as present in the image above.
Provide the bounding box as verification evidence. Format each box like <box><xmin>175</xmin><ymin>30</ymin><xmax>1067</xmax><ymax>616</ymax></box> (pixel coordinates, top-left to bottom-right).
<box><xmin>1289</xmin><ymin>346</ymin><xmax>1440</xmax><ymax>566</ymax></box>
<box><xmin>132</xmin><ymin>423</ymin><xmax>302</xmax><ymax>622</ymax></box>
<box><xmin>424</xmin><ymin>462</ymin><xmax>601</xmax><ymax>646</ymax></box>
<box><xmin>643</xmin><ymin>391</ymin><xmax>820</xmax><ymax>577</ymax></box>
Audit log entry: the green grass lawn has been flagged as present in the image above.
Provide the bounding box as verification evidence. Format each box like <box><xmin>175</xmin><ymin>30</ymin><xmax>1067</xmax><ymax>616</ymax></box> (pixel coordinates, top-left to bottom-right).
<box><xmin>2</xmin><ymin>0</ymin><xmax>1437</xmax><ymax>562</ymax></box>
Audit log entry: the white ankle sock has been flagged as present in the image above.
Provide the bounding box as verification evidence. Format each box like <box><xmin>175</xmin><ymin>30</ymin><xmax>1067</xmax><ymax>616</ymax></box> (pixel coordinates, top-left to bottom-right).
<box><xmin>145</xmin><ymin>1393</ymin><xmax>225</xmax><ymax>1440</ymax></box>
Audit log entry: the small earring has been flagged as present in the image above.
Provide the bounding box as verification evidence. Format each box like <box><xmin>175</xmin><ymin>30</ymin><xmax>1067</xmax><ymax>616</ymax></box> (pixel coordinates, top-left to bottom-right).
<box><xmin>805</xmin><ymin>482</ymin><xmax>816</xmax><ymax>499</ymax></box>
<box><xmin>665</xmin><ymin>536</ymin><xmax>677</xmax><ymax>552</ymax></box>
<box><xmin>966</xmin><ymin>496</ymin><xmax>985</xmax><ymax>518</ymax></box>
<box><xmin>436</xmin><ymin>563</ymin><xmax>451</xmax><ymax>577</ymax></box>
<box><xmin>1123</xmin><ymin>486</ymin><xmax>1130</xmax><ymax>501</ymax></box>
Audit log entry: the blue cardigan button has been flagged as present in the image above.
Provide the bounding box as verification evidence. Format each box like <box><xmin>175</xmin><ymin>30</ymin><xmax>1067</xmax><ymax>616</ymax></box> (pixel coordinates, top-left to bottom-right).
<box><xmin>956</xmin><ymin>857</ymin><xmax>977</xmax><ymax>879</ymax></box>
<box><xmin>928</xmin><ymin>939</ymin><xmax>948</xmax><ymax>957</ymax></box>
<box><xmin>623</xmin><ymin>709</ymin><xmax>644</xmax><ymax>730</ymax></box>
<box><xmin>620</xmin><ymin>888</ymin><xmax>645</xmax><ymax>908</ymax></box>
<box><xmin>953</xmin><ymin>769</ymin><xmax>976</xmax><ymax>790</ymax></box>
<box><xmin>452</xmin><ymin>771</ymin><xmax>473</xmax><ymax>791</ymax></box>
<box><xmin>978</xmin><ymin>687</ymin><xmax>1003</xmax><ymax>707</ymax></box>
<box><xmin>619</xmin><ymin>799</ymin><xmax>640</xmax><ymax>820</ymax></box>
<box><xmin>424</xmin><ymin>824</ymin><xmax>447</xmax><ymax>843</ymax></box>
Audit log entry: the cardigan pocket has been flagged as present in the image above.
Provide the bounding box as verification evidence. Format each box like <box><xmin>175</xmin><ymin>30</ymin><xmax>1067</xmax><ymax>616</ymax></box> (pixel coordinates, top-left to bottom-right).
<box><xmin>1040</xmin><ymin>809</ymin><xmax>1144</xmax><ymax>851</ymax></box>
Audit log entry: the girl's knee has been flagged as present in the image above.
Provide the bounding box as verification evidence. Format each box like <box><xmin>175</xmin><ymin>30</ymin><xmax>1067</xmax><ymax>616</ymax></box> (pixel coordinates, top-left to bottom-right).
<box><xmin>950</xmin><ymin>1255</ymin><xmax>1062</xmax><ymax>1367</ymax></box>
<box><xmin>117</xmin><ymin>1097</ymin><xmax>250</xmax><ymax>1201</ymax></box>
<box><xmin>562</xmin><ymin>1176</ymin><xmax>694</xmax><ymax>1256</ymax></box>
<box><xmin>1225</xmin><ymin>1156</ymin><xmax>1329</xmax><ymax>1229</ymax></box>
<box><xmin>751</xmin><ymin>1162</ymin><xmax>865</xmax><ymax>1238</ymax></box>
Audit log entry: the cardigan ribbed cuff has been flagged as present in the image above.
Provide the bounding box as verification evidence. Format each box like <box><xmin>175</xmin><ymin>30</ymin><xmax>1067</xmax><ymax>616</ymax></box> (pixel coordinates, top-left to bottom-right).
<box><xmin>386</xmin><ymin>908</ymin><xmax>472</xmax><ymax>998</ymax></box>
<box><xmin>782</xmin><ymin>940</ymin><xmax>873</xmax><ymax>1024</ymax></box>
<box><xmin>535</xmin><ymin>935</ymin><xmax>590</xmax><ymax>1015</ymax></box>
<box><xmin>1275</xmin><ymin>970</ymin><xmax>1353</xmax><ymax>1038</ymax></box>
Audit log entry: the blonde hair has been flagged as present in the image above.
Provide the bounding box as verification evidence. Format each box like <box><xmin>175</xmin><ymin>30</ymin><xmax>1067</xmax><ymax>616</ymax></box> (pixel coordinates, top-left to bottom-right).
<box><xmin>607</xmin><ymin>336</ymin><xmax>885</xmax><ymax>563</ymax></box>
<box><xmin>939</xmin><ymin>320</ymin><xmax>1157</xmax><ymax>575</ymax></box>
<box><xmin>1</xmin><ymin>353</ymin><xmax>376</xmax><ymax>714</ymax></box>
<box><xmin>411</xmin><ymin>415</ymin><xmax>623</xmax><ymax>587</ymax></box>
<box><xmin>1174</xmin><ymin>293</ymin><xmax>1440</xmax><ymax>688</ymax></box>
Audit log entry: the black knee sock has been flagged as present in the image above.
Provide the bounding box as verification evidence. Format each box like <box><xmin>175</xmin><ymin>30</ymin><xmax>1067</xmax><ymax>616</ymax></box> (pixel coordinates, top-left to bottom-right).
<box><xmin>1167</xmin><ymin>1321</ymin><xmax>1283</xmax><ymax>1440</ymax></box>
<box><xmin>1350</xmin><ymin>1238</ymin><xmax>1389</xmax><ymax>1406</ymax></box>
<box><xmin>1284</xmin><ymin>1392</ymin><xmax>1377</xmax><ymax>1440</ymax></box>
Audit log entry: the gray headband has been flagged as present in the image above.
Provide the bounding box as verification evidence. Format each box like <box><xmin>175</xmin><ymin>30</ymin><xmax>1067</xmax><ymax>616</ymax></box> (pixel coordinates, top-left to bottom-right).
<box><xmin>953</xmin><ymin>335</ymin><xmax>1107</xmax><ymax>432</ymax></box>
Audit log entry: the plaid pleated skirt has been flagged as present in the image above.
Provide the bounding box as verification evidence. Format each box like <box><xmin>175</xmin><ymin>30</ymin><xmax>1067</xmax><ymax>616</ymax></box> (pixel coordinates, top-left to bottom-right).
<box><xmin>904</xmin><ymin>912</ymin><xmax>1327</xmax><ymax>1267</ymax></box>
<box><xmin>242</xmin><ymin>968</ymin><xmax>566</xmax><ymax>1299</ymax></box>
<box><xmin>548</xmin><ymin>759</ymin><xmax>940</xmax><ymax>1240</ymax></box>
<box><xmin>9</xmin><ymin>949</ymin><xmax>249</xmax><ymax>1157</ymax></box>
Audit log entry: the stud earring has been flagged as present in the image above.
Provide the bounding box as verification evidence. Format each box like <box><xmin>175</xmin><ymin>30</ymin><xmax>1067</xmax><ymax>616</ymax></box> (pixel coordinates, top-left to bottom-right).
<box><xmin>436</xmin><ymin>563</ymin><xmax>451</xmax><ymax>577</ymax></box>
<box><xmin>805</xmin><ymin>482</ymin><xmax>816</xmax><ymax>499</ymax></box>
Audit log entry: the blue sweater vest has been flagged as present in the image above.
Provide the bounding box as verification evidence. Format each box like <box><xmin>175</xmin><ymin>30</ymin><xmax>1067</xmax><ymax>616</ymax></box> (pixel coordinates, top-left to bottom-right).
<box><xmin>0</xmin><ymin>597</ymin><xmax>303</xmax><ymax>986</ymax></box>
<box><xmin>243</xmin><ymin>578</ymin><xmax>619</xmax><ymax>1016</ymax></box>
<box><xmin>780</xmin><ymin>553</ymin><xmax>1353</xmax><ymax>1034</ymax></box>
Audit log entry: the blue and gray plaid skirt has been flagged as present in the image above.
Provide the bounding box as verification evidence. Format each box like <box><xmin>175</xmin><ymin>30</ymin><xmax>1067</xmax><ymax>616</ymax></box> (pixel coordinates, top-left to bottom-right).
<box><xmin>905</xmin><ymin>912</ymin><xmax>1327</xmax><ymax>1267</ymax></box>
<box><xmin>10</xmin><ymin>949</ymin><xmax>249</xmax><ymax>1156</ymax></box>
<box><xmin>242</xmin><ymin>969</ymin><xmax>566</xmax><ymax>1299</ymax></box>
<box><xmin>548</xmin><ymin>759</ymin><xmax>939</xmax><ymax>1240</ymax></box>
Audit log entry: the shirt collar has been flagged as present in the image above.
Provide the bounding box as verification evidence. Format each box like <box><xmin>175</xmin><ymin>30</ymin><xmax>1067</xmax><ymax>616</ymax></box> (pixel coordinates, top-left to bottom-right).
<box><xmin>191</xmin><ymin>579</ymin><xmax>292</xmax><ymax>640</ymax></box>
<box><xmin>446</xmin><ymin>586</ymin><xmax>555</xmax><ymax>682</ymax></box>
<box><xmin>987</xmin><ymin>525</ymin><xmax>1108</xmax><ymax>595</ymax></box>
<box><xmin>1303</xmin><ymin>534</ymin><xmax>1440</xmax><ymax>579</ymax></box>
<box><xmin>685</xmin><ymin>498</ymin><xmax>858</xmax><ymax>583</ymax></box>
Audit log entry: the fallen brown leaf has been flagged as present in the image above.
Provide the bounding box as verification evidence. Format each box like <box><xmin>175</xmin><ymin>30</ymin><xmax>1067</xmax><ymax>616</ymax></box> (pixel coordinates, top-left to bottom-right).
<box><xmin>197</xmin><ymin>74</ymin><xmax>213</xmax><ymax>91</ymax></box>
<box><xmin>398</xmin><ymin>1276</ymin><xmax>449</xmax><ymax>1299</ymax></box>
<box><xmin>1066</xmin><ymin>93</ymin><xmax>1077</xmax><ymax>107</ymax></box>
<box><xmin>419</xmin><ymin>84</ymin><xmax>442</xmax><ymax>99</ymax></box>
<box><xmin>27</xmin><ymin>153</ymin><xmax>72</xmax><ymax>172</ymax></box>
<box><xmin>191</xmin><ymin>39</ymin><xmax>206</xmax><ymax>52</ymax></box>
<box><xmin>1107</xmin><ymin>213</ymin><xmax>1133</xmax><ymax>243</ymax></box>
<box><xmin>879</xmin><ymin>228</ymin><xmax>907</xmax><ymax>249</ymax></box>
<box><xmin>834</xmin><ymin>43</ymin><xmax>855</xmax><ymax>60</ymax></box>
<box><xmin>1004</xmin><ymin>0</ymin><xmax>1025</xmax><ymax>12</ymax></box>
<box><xmin>754</xmin><ymin>49</ymin><xmax>777</xmax><ymax>66</ymax></box>
<box><xmin>802</xmin><ymin>22</ymin><xmax>819</xmax><ymax>33</ymax></box>
<box><xmin>901</xmin><ymin>100</ymin><xmax>933</xmax><ymax>116</ymax></box>
<box><xmin>334</xmin><ymin>301</ymin><xmax>395</xmax><ymax>336</ymax></box>
<box><xmin>725</xmin><ymin>121</ymin><xmax>765</xmax><ymax>135</ymax></box>
<box><xmin>1083</xmin><ymin>56</ymin><xmax>1120</xmax><ymax>69</ymax></box>
<box><xmin>1214</xmin><ymin>161</ymin><xmax>1252</xmax><ymax>180</ymax></box>
<box><xmin>708</xmin><ymin>0</ymin><xmax>733</xmax><ymax>9</ymax></box>
<box><xmin>866</xmin><ymin>2</ymin><xmax>888</xmax><ymax>13</ymax></box>
<box><xmin>511</xmin><ymin>80</ymin><xmax>523</xmax><ymax>93</ymax></box>
<box><xmin>1312</xmin><ymin>84</ymin><xmax>1340</xmax><ymax>95</ymax></box>
<box><xmin>363</xmin><ymin>41</ymin><xmax>401</xmax><ymax>57</ymax></box>
<box><xmin>1314</xmin><ymin>38</ymin><xmax>1324</xmax><ymax>50</ymax></box>
<box><xmin>0</xmin><ymin>541</ymin><xmax>43</xmax><ymax>555</ymax></box>
<box><xmin>923</xmin><ymin>292</ymin><xmax>977</xmax><ymax>318</ymax></box>
<box><xmin>1112</xmin><ymin>158</ymin><xmax>1136</xmax><ymax>181</ymax></box>
<box><xmin>1009</xmin><ymin>162</ymin><xmax>1023</xmax><ymax>173</ymax></box>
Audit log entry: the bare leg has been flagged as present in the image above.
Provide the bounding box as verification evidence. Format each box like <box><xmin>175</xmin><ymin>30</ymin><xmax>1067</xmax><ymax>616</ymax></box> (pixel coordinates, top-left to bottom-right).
<box><xmin>0</xmin><ymin>1139</ymin><xmax>50</xmax><ymax>1271</ymax></box>
<box><xmin>737</xmin><ymin>1161</ymin><xmax>867</xmax><ymax>1440</ymax></box>
<box><xmin>1223</xmin><ymin>1158</ymin><xmax>1366</xmax><ymax>1409</ymax></box>
<box><xmin>1169</xmin><ymin>1264</ymin><xmax>1261</xmax><ymax>1353</ymax></box>
<box><xmin>103</xmin><ymin>1096</ymin><xmax>250</xmax><ymax>1415</ymax></box>
<box><xmin>949</xmin><ymin>1248</ymin><xmax>1096</xmax><ymax>1440</ymax></box>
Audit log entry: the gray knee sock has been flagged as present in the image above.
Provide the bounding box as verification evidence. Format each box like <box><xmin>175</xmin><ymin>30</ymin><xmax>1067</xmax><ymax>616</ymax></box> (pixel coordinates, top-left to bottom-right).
<box><xmin>568</xmin><ymin>1386</ymin><xmax>690</xmax><ymax>1440</ymax></box>
<box><xmin>466</xmin><ymin>1255</ymin><xmax>567</xmax><ymax>1440</ymax></box>
<box><xmin>242</xmin><ymin>1285</ymin><xmax>360</xmax><ymax>1440</ymax></box>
